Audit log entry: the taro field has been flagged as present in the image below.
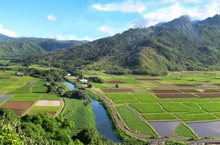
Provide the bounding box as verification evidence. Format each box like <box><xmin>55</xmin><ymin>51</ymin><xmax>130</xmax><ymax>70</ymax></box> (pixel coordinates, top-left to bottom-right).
<box><xmin>0</xmin><ymin>71</ymin><xmax>63</xmax><ymax>116</ymax></box>
<box><xmin>86</xmin><ymin>71</ymin><xmax>220</xmax><ymax>138</ymax></box>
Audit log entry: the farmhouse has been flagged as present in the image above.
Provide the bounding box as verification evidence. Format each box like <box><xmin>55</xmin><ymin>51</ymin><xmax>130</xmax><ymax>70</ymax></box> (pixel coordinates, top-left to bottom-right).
<box><xmin>66</xmin><ymin>72</ymin><xmax>71</xmax><ymax>76</ymax></box>
<box><xmin>16</xmin><ymin>72</ymin><xmax>23</xmax><ymax>76</ymax></box>
<box><xmin>79</xmin><ymin>78</ymin><xmax>88</xmax><ymax>84</ymax></box>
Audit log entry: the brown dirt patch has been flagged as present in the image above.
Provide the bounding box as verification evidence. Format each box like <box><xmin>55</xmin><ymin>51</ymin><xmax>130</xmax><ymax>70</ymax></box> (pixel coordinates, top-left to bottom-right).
<box><xmin>151</xmin><ymin>90</ymin><xmax>181</xmax><ymax>93</ymax></box>
<box><xmin>136</xmin><ymin>78</ymin><xmax>161</xmax><ymax>81</ymax></box>
<box><xmin>197</xmin><ymin>89</ymin><xmax>220</xmax><ymax>93</ymax></box>
<box><xmin>174</xmin><ymin>84</ymin><xmax>194</xmax><ymax>87</ymax></box>
<box><xmin>106</xmin><ymin>80</ymin><xmax>125</xmax><ymax>84</ymax></box>
<box><xmin>156</xmin><ymin>84</ymin><xmax>176</xmax><ymax>88</ymax></box>
<box><xmin>213</xmin><ymin>83</ymin><xmax>220</xmax><ymax>86</ymax></box>
<box><xmin>12</xmin><ymin>109</ymin><xmax>26</xmax><ymax>116</ymax></box>
<box><xmin>196</xmin><ymin>94</ymin><xmax>220</xmax><ymax>98</ymax></box>
<box><xmin>48</xmin><ymin>112</ymin><xmax>56</xmax><ymax>116</ymax></box>
<box><xmin>102</xmin><ymin>88</ymin><xmax>134</xmax><ymax>93</ymax></box>
<box><xmin>179</xmin><ymin>89</ymin><xmax>200</xmax><ymax>93</ymax></box>
<box><xmin>156</xmin><ymin>93</ymin><xmax>197</xmax><ymax>98</ymax></box>
<box><xmin>0</xmin><ymin>101</ymin><xmax>33</xmax><ymax>109</ymax></box>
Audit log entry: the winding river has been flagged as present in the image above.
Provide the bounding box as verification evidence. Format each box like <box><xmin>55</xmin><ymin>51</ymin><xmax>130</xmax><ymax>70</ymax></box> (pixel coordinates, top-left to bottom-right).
<box><xmin>65</xmin><ymin>81</ymin><xmax>121</xmax><ymax>143</ymax></box>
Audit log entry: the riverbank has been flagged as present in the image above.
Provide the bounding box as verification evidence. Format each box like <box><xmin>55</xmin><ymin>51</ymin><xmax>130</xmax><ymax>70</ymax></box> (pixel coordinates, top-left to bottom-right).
<box><xmin>61</xmin><ymin>80</ymin><xmax>96</xmax><ymax>135</ymax></box>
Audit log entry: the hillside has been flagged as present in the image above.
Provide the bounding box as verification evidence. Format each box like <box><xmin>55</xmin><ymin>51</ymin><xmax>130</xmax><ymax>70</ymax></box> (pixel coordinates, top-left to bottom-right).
<box><xmin>0</xmin><ymin>36</ymin><xmax>88</xmax><ymax>57</ymax></box>
<box><xmin>20</xmin><ymin>14</ymin><xmax>220</xmax><ymax>75</ymax></box>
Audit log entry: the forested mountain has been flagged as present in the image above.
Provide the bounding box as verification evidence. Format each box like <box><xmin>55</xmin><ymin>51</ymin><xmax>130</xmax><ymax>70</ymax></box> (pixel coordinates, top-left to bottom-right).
<box><xmin>0</xmin><ymin>36</ymin><xmax>88</xmax><ymax>57</ymax></box>
<box><xmin>31</xmin><ymin>14</ymin><xmax>220</xmax><ymax>75</ymax></box>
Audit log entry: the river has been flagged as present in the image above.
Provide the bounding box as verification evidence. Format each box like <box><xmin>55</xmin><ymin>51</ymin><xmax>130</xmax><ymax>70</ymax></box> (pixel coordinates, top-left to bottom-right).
<box><xmin>65</xmin><ymin>81</ymin><xmax>121</xmax><ymax>143</ymax></box>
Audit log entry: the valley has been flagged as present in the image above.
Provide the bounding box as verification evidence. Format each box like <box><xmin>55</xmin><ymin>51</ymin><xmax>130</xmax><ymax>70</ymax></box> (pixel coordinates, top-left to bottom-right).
<box><xmin>1</xmin><ymin>14</ymin><xmax>220</xmax><ymax>144</ymax></box>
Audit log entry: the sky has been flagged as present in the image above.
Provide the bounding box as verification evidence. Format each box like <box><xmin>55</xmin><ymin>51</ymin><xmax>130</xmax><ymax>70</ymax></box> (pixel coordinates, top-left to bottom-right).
<box><xmin>0</xmin><ymin>0</ymin><xmax>220</xmax><ymax>41</ymax></box>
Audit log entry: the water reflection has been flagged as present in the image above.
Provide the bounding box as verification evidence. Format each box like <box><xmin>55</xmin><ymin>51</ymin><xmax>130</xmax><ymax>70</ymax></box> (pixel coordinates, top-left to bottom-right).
<box><xmin>65</xmin><ymin>81</ymin><xmax>75</xmax><ymax>90</ymax></box>
<box><xmin>149</xmin><ymin>122</ymin><xmax>181</xmax><ymax>136</ymax></box>
<box><xmin>91</xmin><ymin>99</ymin><xmax>121</xmax><ymax>143</ymax></box>
<box><xmin>188</xmin><ymin>121</ymin><xmax>220</xmax><ymax>137</ymax></box>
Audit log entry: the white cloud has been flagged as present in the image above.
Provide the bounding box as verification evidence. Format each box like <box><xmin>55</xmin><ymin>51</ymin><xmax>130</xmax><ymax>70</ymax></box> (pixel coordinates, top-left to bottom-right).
<box><xmin>47</xmin><ymin>14</ymin><xmax>57</xmax><ymax>22</ymax></box>
<box><xmin>92</xmin><ymin>0</ymin><xmax>146</xmax><ymax>14</ymax></box>
<box><xmin>46</xmin><ymin>35</ymin><xmax>96</xmax><ymax>41</ymax></box>
<box><xmin>98</xmin><ymin>25</ymin><xmax>116</xmax><ymax>36</ymax></box>
<box><xmin>160</xmin><ymin>0</ymin><xmax>200</xmax><ymax>4</ymax></box>
<box><xmin>0</xmin><ymin>24</ymin><xmax>17</xmax><ymax>37</ymax></box>
<box><xmin>130</xmin><ymin>0</ymin><xmax>220</xmax><ymax>28</ymax></box>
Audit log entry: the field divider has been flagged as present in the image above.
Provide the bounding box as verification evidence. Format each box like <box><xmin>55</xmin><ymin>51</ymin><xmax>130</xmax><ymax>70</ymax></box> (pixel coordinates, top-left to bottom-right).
<box><xmin>125</xmin><ymin>104</ymin><xmax>145</xmax><ymax>121</ymax></box>
<box><xmin>158</xmin><ymin>103</ymin><xmax>168</xmax><ymax>112</ymax></box>
<box><xmin>124</xmin><ymin>104</ymin><xmax>159</xmax><ymax>137</ymax></box>
<box><xmin>212</xmin><ymin>113</ymin><xmax>220</xmax><ymax>119</ymax></box>
<box><xmin>196</xmin><ymin>103</ymin><xmax>208</xmax><ymax>113</ymax></box>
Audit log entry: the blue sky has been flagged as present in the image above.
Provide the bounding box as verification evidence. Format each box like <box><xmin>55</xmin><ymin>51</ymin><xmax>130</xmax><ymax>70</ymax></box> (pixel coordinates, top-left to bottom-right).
<box><xmin>0</xmin><ymin>0</ymin><xmax>219</xmax><ymax>40</ymax></box>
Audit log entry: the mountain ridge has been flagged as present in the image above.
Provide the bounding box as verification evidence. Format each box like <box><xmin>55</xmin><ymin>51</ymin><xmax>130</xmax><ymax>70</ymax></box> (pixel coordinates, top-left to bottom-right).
<box><xmin>12</xmin><ymin>14</ymin><xmax>220</xmax><ymax>75</ymax></box>
<box><xmin>0</xmin><ymin>35</ymin><xmax>89</xmax><ymax>56</ymax></box>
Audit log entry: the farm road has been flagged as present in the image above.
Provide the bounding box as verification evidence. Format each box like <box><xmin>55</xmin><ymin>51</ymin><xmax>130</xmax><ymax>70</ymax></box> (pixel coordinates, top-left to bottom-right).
<box><xmin>89</xmin><ymin>89</ymin><xmax>150</xmax><ymax>139</ymax></box>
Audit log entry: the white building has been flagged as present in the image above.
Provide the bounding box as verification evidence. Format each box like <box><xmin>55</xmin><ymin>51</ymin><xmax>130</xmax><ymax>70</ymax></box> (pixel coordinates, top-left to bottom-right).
<box><xmin>79</xmin><ymin>78</ymin><xmax>88</xmax><ymax>84</ymax></box>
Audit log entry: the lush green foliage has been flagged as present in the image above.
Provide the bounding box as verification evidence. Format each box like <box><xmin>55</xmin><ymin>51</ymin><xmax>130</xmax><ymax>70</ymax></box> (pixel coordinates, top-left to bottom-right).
<box><xmin>0</xmin><ymin>37</ymin><xmax>87</xmax><ymax>59</ymax></box>
<box><xmin>0</xmin><ymin>108</ymin><xmax>78</xmax><ymax>144</ymax></box>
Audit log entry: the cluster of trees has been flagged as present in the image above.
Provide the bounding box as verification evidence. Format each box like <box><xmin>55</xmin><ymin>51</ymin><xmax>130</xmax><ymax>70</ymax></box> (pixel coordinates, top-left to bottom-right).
<box><xmin>0</xmin><ymin>108</ymin><xmax>78</xmax><ymax>144</ymax></box>
<box><xmin>14</xmin><ymin>68</ymin><xmax>65</xmax><ymax>82</ymax></box>
<box><xmin>63</xmin><ymin>90</ymin><xmax>91</xmax><ymax>106</ymax></box>
<box><xmin>88</xmin><ymin>77</ymin><xmax>104</xmax><ymax>83</ymax></box>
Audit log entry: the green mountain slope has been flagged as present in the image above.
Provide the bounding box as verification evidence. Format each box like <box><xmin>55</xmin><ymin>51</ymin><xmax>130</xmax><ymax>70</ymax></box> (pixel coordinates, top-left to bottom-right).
<box><xmin>0</xmin><ymin>37</ymin><xmax>88</xmax><ymax>57</ymax></box>
<box><xmin>0</xmin><ymin>41</ymin><xmax>45</xmax><ymax>57</ymax></box>
<box><xmin>25</xmin><ymin>14</ymin><xmax>220</xmax><ymax>75</ymax></box>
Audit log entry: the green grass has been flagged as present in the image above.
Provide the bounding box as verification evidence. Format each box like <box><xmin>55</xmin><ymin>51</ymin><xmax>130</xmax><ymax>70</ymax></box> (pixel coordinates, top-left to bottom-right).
<box><xmin>106</xmin><ymin>93</ymin><xmax>139</xmax><ymax>103</ymax></box>
<box><xmin>120</xmin><ymin>78</ymin><xmax>142</xmax><ymax>84</ymax></box>
<box><xmin>14</xmin><ymin>93</ymin><xmax>42</xmax><ymax>98</ymax></box>
<box><xmin>200</xmin><ymin>103</ymin><xmax>220</xmax><ymax>112</ymax></box>
<box><xmin>30</xmin><ymin>106</ymin><xmax>60</xmax><ymax>112</ymax></box>
<box><xmin>34</xmin><ymin>80</ymin><xmax>47</xmax><ymax>86</ymax></box>
<box><xmin>92</xmin><ymin>83</ymin><xmax>109</xmax><ymax>89</ymax></box>
<box><xmin>161</xmin><ymin>103</ymin><xmax>190</xmax><ymax>112</ymax></box>
<box><xmin>9</xmin><ymin>96</ymin><xmax>39</xmax><ymax>102</ymax></box>
<box><xmin>133</xmin><ymin>93</ymin><xmax>169</xmax><ymax>102</ymax></box>
<box><xmin>32</xmin><ymin>86</ymin><xmax>47</xmax><ymax>93</ymax></box>
<box><xmin>130</xmin><ymin>103</ymin><xmax>165</xmax><ymax>113</ymax></box>
<box><xmin>8</xmin><ymin>86</ymin><xmax>31</xmax><ymax>94</ymax></box>
<box><xmin>116</xmin><ymin>106</ymin><xmax>157</xmax><ymax>137</ymax></box>
<box><xmin>214</xmin><ymin>113</ymin><xmax>220</xmax><ymax>118</ymax></box>
<box><xmin>183</xmin><ymin>103</ymin><xmax>205</xmax><ymax>113</ymax></box>
<box><xmin>175</xmin><ymin>113</ymin><xmax>218</xmax><ymax>122</ymax></box>
<box><xmin>40</xmin><ymin>94</ymin><xmax>61</xmax><ymax>100</ymax></box>
<box><xmin>61</xmin><ymin>98</ymin><xmax>95</xmax><ymax>135</ymax></box>
<box><xmin>170</xmin><ymin>98</ymin><xmax>211</xmax><ymax>103</ymax></box>
<box><xmin>143</xmin><ymin>113</ymin><xmax>178</xmax><ymax>121</ymax></box>
<box><xmin>174</xmin><ymin>123</ymin><xmax>198</xmax><ymax>138</ymax></box>
<box><xmin>208</xmin><ymin>98</ymin><xmax>220</xmax><ymax>102</ymax></box>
